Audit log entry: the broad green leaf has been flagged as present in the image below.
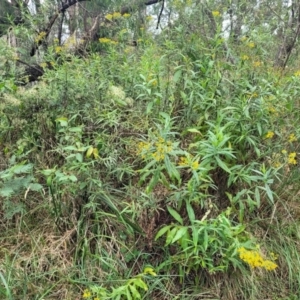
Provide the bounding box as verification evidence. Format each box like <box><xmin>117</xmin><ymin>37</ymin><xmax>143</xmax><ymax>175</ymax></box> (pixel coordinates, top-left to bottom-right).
<box><xmin>69</xmin><ymin>175</ymin><xmax>78</xmax><ymax>182</ymax></box>
<box><xmin>13</xmin><ymin>163</ymin><xmax>33</xmax><ymax>174</ymax></box>
<box><xmin>28</xmin><ymin>183</ymin><xmax>43</xmax><ymax>191</ymax></box>
<box><xmin>69</xmin><ymin>126</ymin><xmax>82</xmax><ymax>132</ymax></box>
<box><xmin>75</xmin><ymin>153</ymin><xmax>83</xmax><ymax>162</ymax></box>
<box><xmin>55</xmin><ymin>117</ymin><xmax>68</xmax><ymax>126</ymax></box>
<box><xmin>173</xmin><ymin>69</ymin><xmax>182</xmax><ymax>83</ymax></box>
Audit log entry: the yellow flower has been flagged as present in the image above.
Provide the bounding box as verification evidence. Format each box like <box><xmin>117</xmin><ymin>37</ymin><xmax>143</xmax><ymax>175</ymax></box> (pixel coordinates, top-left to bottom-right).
<box><xmin>55</xmin><ymin>46</ymin><xmax>62</xmax><ymax>53</ymax></box>
<box><xmin>146</xmin><ymin>15</ymin><xmax>153</xmax><ymax>21</ymax></box>
<box><xmin>83</xmin><ymin>289</ymin><xmax>91</xmax><ymax>298</ymax></box>
<box><xmin>268</xmin><ymin>105</ymin><xmax>277</xmax><ymax>114</ymax></box>
<box><xmin>123</xmin><ymin>13</ymin><xmax>131</xmax><ymax>18</ymax></box>
<box><xmin>288</xmin><ymin>133</ymin><xmax>297</xmax><ymax>142</ymax></box>
<box><xmin>112</xmin><ymin>12</ymin><xmax>121</xmax><ymax>18</ymax></box>
<box><xmin>178</xmin><ymin>156</ymin><xmax>189</xmax><ymax>167</ymax></box>
<box><xmin>191</xmin><ymin>161</ymin><xmax>199</xmax><ymax>170</ymax></box>
<box><xmin>281</xmin><ymin>149</ymin><xmax>287</xmax><ymax>154</ymax></box>
<box><xmin>137</xmin><ymin>137</ymin><xmax>173</xmax><ymax>162</ymax></box>
<box><xmin>119</xmin><ymin>29</ymin><xmax>127</xmax><ymax>35</ymax></box>
<box><xmin>237</xmin><ymin>247</ymin><xmax>278</xmax><ymax>271</ymax></box>
<box><xmin>273</xmin><ymin>161</ymin><xmax>281</xmax><ymax>168</ymax></box>
<box><xmin>212</xmin><ymin>11</ymin><xmax>221</xmax><ymax>17</ymax></box>
<box><xmin>262</xmin><ymin>260</ymin><xmax>278</xmax><ymax>271</ymax></box>
<box><xmin>240</xmin><ymin>36</ymin><xmax>247</xmax><ymax>42</ymax></box>
<box><xmin>241</xmin><ymin>55</ymin><xmax>249</xmax><ymax>61</ymax></box>
<box><xmin>150</xmin><ymin>79</ymin><xmax>158</xmax><ymax>87</ymax></box>
<box><xmin>99</xmin><ymin>37</ymin><xmax>111</xmax><ymax>43</ymax></box>
<box><xmin>265</xmin><ymin>131</ymin><xmax>274</xmax><ymax>139</ymax></box>
<box><xmin>105</xmin><ymin>14</ymin><xmax>113</xmax><ymax>21</ymax></box>
<box><xmin>270</xmin><ymin>252</ymin><xmax>278</xmax><ymax>260</ymax></box>
<box><xmin>253</xmin><ymin>61</ymin><xmax>261</xmax><ymax>67</ymax></box>
<box><xmin>294</xmin><ymin>70</ymin><xmax>300</xmax><ymax>76</ymax></box>
<box><xmin>247</xmin><ymin>42</ymin><xmax>255</xmax><ymax>48</ymax></box>
<box><xmin>40</xmin><ymin>62</ymin><xmax>47</xmax><ymax>68</ymax></box>
<box><xmin>288</xmin><ymin>152</ymin><xmax>297</xmax><ymax>165</ymax></box>
<box><xmin>35</xmin><ymin>31</ymin><xmax>46</xmax><ymax>43</ymax></box>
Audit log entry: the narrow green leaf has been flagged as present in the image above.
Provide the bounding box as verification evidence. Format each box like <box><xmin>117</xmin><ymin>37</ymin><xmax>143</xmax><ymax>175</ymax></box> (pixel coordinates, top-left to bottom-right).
<box><xmin>167</xmin><ymin>206</ymin><xmax>183</xmax><ymax>225</ymax></box>
<box><xmin>166</xmin><ymin>227</ymin><xmax>178</xmax><ymax>246</ymax></box>
<box><xmin>172</xmin><ymin>226</ymin><xmax>188</xmax><ymax>244</ymax></box>
<box><xmin>254</xmin><ymin>187</ymin><xmax>260</xmax><ymax>207</ymax></box>
<box><xmin>215</xmin><ymin>156</ymin><xmax>231</xmax><ymax>173</ymax></box>
<box><xmin>155</xmin><ymin>225</ymin><xmax>172</xmax><ymax>241</ymax></box>
<box><xmin>186</xmin><ymin>202</ymin><xmax>195</xmax><ymax>222</ymax></box>
<box><xmin>265</xmin><ymin>185</ymin><xmax>274</xmax><ymax>204</ymax></box>
<box><xmin>203</xmin><ymin>229</ymin><xmax>208</xmax><ymax>251</ymax></box>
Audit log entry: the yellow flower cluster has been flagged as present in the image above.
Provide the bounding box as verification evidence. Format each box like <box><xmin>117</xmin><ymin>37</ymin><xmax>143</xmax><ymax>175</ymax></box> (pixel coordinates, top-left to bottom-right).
<box><xmin>119</xmin><ymin>28</ymin><xmax>127</xmax><ymax>35</ymax></box>
<box><xmin>238</xmin><ymin>247</ymin><xmax>278</xmax><ymax>271</ymax></box>
<box><xmin>82</xmin><ymin>289</ymin><xmax>91</xmax><ymax>298</ymax></box>
<box><xmin>146</xmin><ymin>15</ymin><xmax>153</xmax><ymax>21</ymax></box>
<box><xmin>288</xmin><ymin>133</ymin><xmax>297</xmax><ymax>142</ymax></box>
<box><xmin>137</xmin><ymin>141</ymin><xmax>151</xmax><ymax>159</ymax></box>
<box><xmin>253</xmin><ymin>61</ymin><xmax>262</xmax><ymax>67</ymax></box>
<box><xmin>147</xmin><ymin>74</ymin><xmax>158</xmax><ymax>87</ymax></box>
<box><xmin>35</xmin><ymin>31</ymin><xmax>46</xmax><ymax>43</ymax></box>
<box><xmin>294</xmin><ymin>70</ymin><xmax>300</xmax><ymax>76</ymax></box>
<box><xmin>152</xmin><ymin>138</ymin><xmax>173</xmax><ymax>161</ymax></box>
<box><xmin>178</xmin><ymin>156</ymin><xmax>199</xmax><ymax>170</ymax></box>
<box><xmin>105</xmin><ymin>11</ymin><xmax>124</xmax><ymax>21</ymax></box>
<box><xmin>241</xmin><ymin>55</ymin><xmax>249</xmax><ymax>61</ymax></box>
<box><xmin>99</xmin><ymin>37</ymin><xmax>118</xmax><ymax>45</ymax></box>
<box><xmin>137</xmin><ymin>137</ymin><xmax>173</xmax><ymax>162</ymax></box>
<box><xmin>212</xmin><ymin>11</ymin><xmax>221</xmax><ymax>17</ymax></box>
<box><xmin>265</xmin><ymin>131</ymin><xmax>274</xmax><ymax>139</ymax></box>
<box><xmin>55</xmin><ymin>46</ymin><xmax>62</xmax><ymax>53</ymax></box>
<box><xmin>288</xmin><ymin>152</ymin><xmax>297</xmax><ymax>165</ymax></box>
<box><xmin>247</xmin><ymin>42</ymin><xmax>255</xmax><ymax>48</ymax></box>
<box><xmin>82</xmin><ymin>288</ymin><xmax>99</xmax><ymax>300</ymax></box>
<box><xmin>267</xmin><ymin>105</ymin><xmax>277</xmax><ymax>114</ymax></box>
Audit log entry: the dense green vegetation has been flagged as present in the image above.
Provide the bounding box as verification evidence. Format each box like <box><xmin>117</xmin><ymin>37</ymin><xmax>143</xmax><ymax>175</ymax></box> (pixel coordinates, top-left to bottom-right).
<box><xmin>0</xmin><ymin>1</ymin><xmax>300</xmax><ymax>299</ymax></box>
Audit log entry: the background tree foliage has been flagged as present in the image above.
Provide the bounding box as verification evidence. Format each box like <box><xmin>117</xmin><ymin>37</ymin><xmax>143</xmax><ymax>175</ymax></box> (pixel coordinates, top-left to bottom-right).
<box><xmin>0</xmin><ymin>0</ymin><xmax>300</xmax><ymax>299</ymax></box>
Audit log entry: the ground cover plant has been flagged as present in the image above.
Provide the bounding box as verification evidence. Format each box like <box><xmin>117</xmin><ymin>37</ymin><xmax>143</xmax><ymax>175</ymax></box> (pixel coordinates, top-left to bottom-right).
<box><xmin>0</xmin><ymin>0</ymin><xmax>300</xmax><ymax>299</ymax></box>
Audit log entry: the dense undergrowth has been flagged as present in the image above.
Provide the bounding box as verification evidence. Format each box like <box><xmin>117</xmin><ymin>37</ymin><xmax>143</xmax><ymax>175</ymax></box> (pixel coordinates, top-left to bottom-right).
<box><xmin>1</xmin><ymin>6</ymin><xmax>300</xmax><ymax>300</ymax></box>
